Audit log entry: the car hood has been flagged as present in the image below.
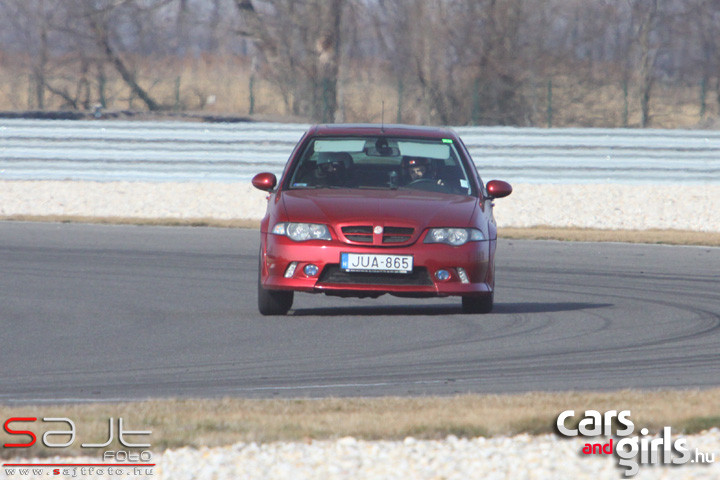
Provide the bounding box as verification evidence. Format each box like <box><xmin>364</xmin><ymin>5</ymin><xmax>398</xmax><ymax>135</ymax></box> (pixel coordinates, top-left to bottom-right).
<box><xmin>280</xmin><ymin>188</ymin><xmax>478</xmax><ymax>231</ymax></box>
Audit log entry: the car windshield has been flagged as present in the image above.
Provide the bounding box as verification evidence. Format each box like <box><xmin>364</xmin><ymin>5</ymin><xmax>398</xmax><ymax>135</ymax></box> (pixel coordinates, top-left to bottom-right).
<box><xmin>287</xmin><ymin>136</ymin><xmax>475</xmax><ymax>196</ymax></box>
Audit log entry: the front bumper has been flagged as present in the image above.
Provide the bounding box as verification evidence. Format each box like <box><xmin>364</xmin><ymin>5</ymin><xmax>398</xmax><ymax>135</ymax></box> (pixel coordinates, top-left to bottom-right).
<box><xmin>261</xmin><ymin>234</ymin><xmax>495</xmax><ymax>297</ymax></box>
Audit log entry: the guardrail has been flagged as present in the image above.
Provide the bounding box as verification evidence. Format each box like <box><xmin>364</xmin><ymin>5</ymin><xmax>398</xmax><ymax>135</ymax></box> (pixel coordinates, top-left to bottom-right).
<box><xmin>1</xmin><ymin>119</ymin><xmax>719</xmax><ymax>184</ymax></box>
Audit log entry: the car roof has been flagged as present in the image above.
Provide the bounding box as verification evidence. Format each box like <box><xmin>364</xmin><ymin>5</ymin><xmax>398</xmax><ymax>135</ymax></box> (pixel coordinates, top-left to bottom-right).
<box><xmin>306</xmin><ymin>123</ymin><xmax>459</xmax><ymax>140</ymax></box>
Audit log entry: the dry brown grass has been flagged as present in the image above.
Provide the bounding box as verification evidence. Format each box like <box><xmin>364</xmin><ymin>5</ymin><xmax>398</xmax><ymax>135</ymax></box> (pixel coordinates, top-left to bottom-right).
<box><xmin>0</xmin><ymin>55</ymin><xmax>716</xmax><ymax>128</ymax></box>
<box><xmin>2</xmin><ymin>389</ymin><xmax>720</xmax><ymax>457</ymax></box>
<box><xmin>3</xmin><ymin>217</ymin><xmax>719</xmax><ymax>247</ymax></box>
<box><xmin>499</xmin><ymin>226</ymin><xmax>720</xmax><ymax>247</ymax></box>
<box><xmin>0</xmin><ymin>215</ymin><xmax>260</xmax><ymax>229</ymax></box>
<box><xmin>537</xmin><ymin>75</ymin><xmax>717</xmax><ymax>128</ymax></box>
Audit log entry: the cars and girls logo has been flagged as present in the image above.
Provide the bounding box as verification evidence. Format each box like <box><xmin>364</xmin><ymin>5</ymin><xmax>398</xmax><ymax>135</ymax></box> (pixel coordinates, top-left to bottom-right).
<box><xmin>2</xmin><ymin>416</ymin><xmax>154</xmax><ymax>477</ymax></box>
<box><xmin>557</xmin><ymin>409</ymin><xmax>716</xmax><ymax>476</ymax></box>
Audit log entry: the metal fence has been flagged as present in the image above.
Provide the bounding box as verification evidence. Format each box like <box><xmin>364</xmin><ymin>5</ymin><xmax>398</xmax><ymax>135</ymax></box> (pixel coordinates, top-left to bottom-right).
<box><xmin>1</xmin><ymin>119</ymin><xmax>719</xmax><ymax>184</ymax></box>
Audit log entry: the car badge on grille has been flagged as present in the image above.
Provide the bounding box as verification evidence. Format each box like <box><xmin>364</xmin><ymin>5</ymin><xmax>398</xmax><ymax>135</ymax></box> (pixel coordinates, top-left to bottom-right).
<box><xmin>374</xmin><ymin>226</ymin><xmax>383</xmax><ymax>234</ymax></box>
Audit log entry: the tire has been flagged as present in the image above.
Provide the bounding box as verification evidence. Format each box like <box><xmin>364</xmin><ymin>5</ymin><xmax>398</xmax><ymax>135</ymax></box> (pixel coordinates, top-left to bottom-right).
<box><xmin>461</xmin><ymin>293</ymin><xmax>493</xmax><ymax>314</ymax></box>
<box><xmin>257</xmin><ymin>263</ymin><xmax>293</xmax><ymax>315</ymax></box>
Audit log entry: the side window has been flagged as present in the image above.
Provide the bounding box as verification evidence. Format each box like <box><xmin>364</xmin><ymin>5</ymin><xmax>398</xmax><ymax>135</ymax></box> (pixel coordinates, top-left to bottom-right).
<box><xmin>457</xmin><ymin>138</ymin><xmax>483</xmax><ymax>197</ymax></box>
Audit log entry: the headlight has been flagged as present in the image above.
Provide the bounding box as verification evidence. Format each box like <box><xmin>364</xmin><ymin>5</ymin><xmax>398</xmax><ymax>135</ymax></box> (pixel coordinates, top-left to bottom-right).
<box><xmin>424</xmin><ymin>228</ymin><xmax>484</xmax><ymax>246</ymax></box>
<box><xmin>272</xmin><ymin>222</ymin><xmax>332</xmax><ymax>241</ymax></box>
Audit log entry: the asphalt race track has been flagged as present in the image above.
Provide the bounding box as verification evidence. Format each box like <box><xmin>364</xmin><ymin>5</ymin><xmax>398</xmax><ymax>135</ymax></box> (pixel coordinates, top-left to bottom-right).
<box><xmin>1</xmin><ymin>222</ymin><xmax>719</xmax><ymax>403</ymax></box>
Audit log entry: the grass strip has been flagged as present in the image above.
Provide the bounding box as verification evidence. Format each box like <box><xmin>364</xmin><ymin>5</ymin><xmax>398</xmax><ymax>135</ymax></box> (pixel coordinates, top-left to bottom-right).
<box><xmin>2</xmin><ymin>389</ymin><xmax>720</xmax><ymax>458</ymax></box>
<box><xmin>0</xmin><ymin>215</ymin><xmax>260</xmax><ymax>229</ymax></box>
<box><xmin>2</xmin><ymin>216</ymin><xmax>720</xmax><ymax>246</ymax></box>
<box><xmin>500</xmin><ymin>226</ymin><xmax>720</xmax><ymax>246</ymax></box>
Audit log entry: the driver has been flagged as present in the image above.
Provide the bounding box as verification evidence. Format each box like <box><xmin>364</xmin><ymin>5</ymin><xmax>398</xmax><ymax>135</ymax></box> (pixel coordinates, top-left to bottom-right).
<box><xmin>408</xmin><ymin>160</ymin><xmax>428</xmax><ymax>181</ymax></box>
<box><xmin>403</xmin><ymin>156</ymin><xmax>432</xmax><ymax>182</ymax></box>
<box><xmin>403</xmin><ymin>156</ymin><xmax>444</xmax><ymax>186</ymax></box>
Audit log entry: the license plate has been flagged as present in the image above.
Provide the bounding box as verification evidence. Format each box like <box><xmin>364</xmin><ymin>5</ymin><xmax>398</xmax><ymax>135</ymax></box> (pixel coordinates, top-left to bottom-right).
<box><xmin>341</xmin><ymin>253</ymin><xmax>413</xmax><ymax>273</ymax></box>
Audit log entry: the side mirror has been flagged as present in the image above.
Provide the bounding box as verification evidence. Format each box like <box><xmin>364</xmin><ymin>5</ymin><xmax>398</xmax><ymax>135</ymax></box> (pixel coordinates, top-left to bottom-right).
<box><xmin>486</xmin><ymin>180</ymin><xmax>512</xmax><ymax>199</ymax></box>
<box><xmin>252</xmin><ymin>172</ymin><xmax>277</xmax><ymax>192</ymax></box>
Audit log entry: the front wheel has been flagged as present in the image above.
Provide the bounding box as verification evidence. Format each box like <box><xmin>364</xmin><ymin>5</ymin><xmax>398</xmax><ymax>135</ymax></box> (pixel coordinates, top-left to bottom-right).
<box><xmin>258</xmin><ymin>273</ymin><xmax>294</xmax><ymax>315</ymax></box>
<box><xmin>461</xmin><ymin>293</ymin><xmax>493</xmax><ymax>314</ymax></box>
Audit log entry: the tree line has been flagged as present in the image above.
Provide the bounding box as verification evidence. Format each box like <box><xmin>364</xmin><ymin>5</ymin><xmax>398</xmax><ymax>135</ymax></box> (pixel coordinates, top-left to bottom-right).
<box><xmin>0</xmin><ymin>0</ymin><xmax>718</xmax><ymax>127</ymax></box>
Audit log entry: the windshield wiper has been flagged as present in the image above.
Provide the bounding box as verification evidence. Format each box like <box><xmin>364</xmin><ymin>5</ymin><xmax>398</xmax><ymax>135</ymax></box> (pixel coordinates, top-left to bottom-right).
<box><xmin>356</xmin><ymin>185</ymin><xmax>396</xmax><ymax>190</ymax></box>
<box><xmin>290</xmin><ymin>184</ymin><xmax>346</xmax><ymax>190</ymax></box>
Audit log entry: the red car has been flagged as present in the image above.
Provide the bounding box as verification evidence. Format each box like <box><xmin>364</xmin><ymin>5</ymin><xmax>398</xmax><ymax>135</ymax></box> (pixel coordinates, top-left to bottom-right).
<box><xmin>252</xmin><ymin>124</ymin><xmax>512</xmax><ymax>315</ymax></box>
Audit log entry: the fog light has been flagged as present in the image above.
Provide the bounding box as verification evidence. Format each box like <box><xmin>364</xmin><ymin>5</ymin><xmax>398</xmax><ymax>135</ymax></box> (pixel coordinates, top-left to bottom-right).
<box><xmin>303</xmin><ymin>264</ymin><xmax>319</xmax><ymax>276</ymax></box>
<box><xmin>284</xmin><ymin>262</ymin><xmax>298</xmax><ymax>278</ymax></box>
<box><xmin>457</xmin><ymin>268</ymin><xmax>469</xmax><ymax>284</ymax></box>
<box><xmin>435</xmin><ymin>269</ymin><xmax>451</xmax><ymax>281</ymax></box>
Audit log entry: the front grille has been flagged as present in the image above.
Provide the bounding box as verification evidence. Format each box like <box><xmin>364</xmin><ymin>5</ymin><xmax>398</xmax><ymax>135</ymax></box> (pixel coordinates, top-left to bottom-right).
<box><xmin>341</xmin><ymin>226</ymin><xmax>373</xmax><ymax>243</ymax></box>
<box><xmin>382</xmin><ymin>227</ymin><xmax>414</xmax><ymax>244</ymax></box>
<box><xmin>340</xmin><ymin>225</ymin><xmax>415</xmax><ymax>245</ymax></box>
<box><xmin>318</xmin><ymin>265</ymin><xmax>433</xmax><ymax>286</ymax></box>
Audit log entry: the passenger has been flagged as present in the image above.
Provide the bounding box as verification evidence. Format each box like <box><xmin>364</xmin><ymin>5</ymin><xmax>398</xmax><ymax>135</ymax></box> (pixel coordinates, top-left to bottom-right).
<box><xmin>312</xmin><ymin>152</ymin><xmax>353</xmax><ymax>187</ymax></box>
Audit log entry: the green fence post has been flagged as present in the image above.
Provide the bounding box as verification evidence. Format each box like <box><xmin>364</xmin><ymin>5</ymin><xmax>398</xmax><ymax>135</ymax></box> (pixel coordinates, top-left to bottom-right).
<box><xmin>174</xmin><ymin>76</ymin><xmax>181</xmax><ymax>111</ymax></box>
<box><xmin>322</xmin><ymin>78</ymin><xmax>330</xmax><ymax>123</ymax></box>
<box><xmin>396</xmin><ymin>77</ymin><xmax>403</xmax><ymax>123</ymax></box>
<box><xmin>623</xmin><ymin>79</ymin><xmax>629</xmax><ymax>127</ymax></box>
<box><xmin>546</xmin><ymin>79</ymin><xmax>553</xmax><ymax>128</ymax></box>
<box><xmin>249</xmin><ymin>74</ymin><xmax>255</xmax><ymax>115</ymax></box>
<box><xmin>472</xmin><ymin>78</ymin><xmax>480</xmax><ymax>126</ymax></box>
<box><xmin>98</xmin><ymin>66</ymin><xmax>107</xmax><ymax>109</ymax></box>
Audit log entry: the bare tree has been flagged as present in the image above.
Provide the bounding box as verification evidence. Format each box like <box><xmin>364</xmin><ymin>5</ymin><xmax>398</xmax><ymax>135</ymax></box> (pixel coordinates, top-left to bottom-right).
<box><xmin>632</xmin><ymin>0</ymin><xmax>659</xmax><ymax>127</ymax></box>
<box><xmin>79</xmin><ymin>1</ymin><xmax>163</xmax><ymax>111</ymax></box>
<box><xmin>687</xmin><ymin>0</ymin><xmax>720</xmax><ymax>115</ymax></box>
<box><xmin>0</xmin><ymin>0</ymin><xmax>56</xmax><ymax>109</ymax></box>
<box><xmin>235</xmin><ymin>0</ymin><xmax>345</xmax><ymax>121</ymax></box>
<box><xmin>0</xmin><ymin>0</ymin><xmax>715</xmax><ymax>126</ymax></box>
<box><xmin>0</xmin><ymin>0</ymin><xmax>180</xmax><ymax>111</ymax></box>
<box><xmin>372</xmin><ymin>0</ymin><xmax>530</xmax><ymax>125</ymax></box>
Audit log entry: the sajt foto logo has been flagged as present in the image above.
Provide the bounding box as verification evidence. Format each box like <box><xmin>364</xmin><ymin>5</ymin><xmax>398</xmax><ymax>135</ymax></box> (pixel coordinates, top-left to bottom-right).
<box><xmin>3</xmin><ymin>416</ymin><xmax>152</xmax><ymax>462</ymax></box>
